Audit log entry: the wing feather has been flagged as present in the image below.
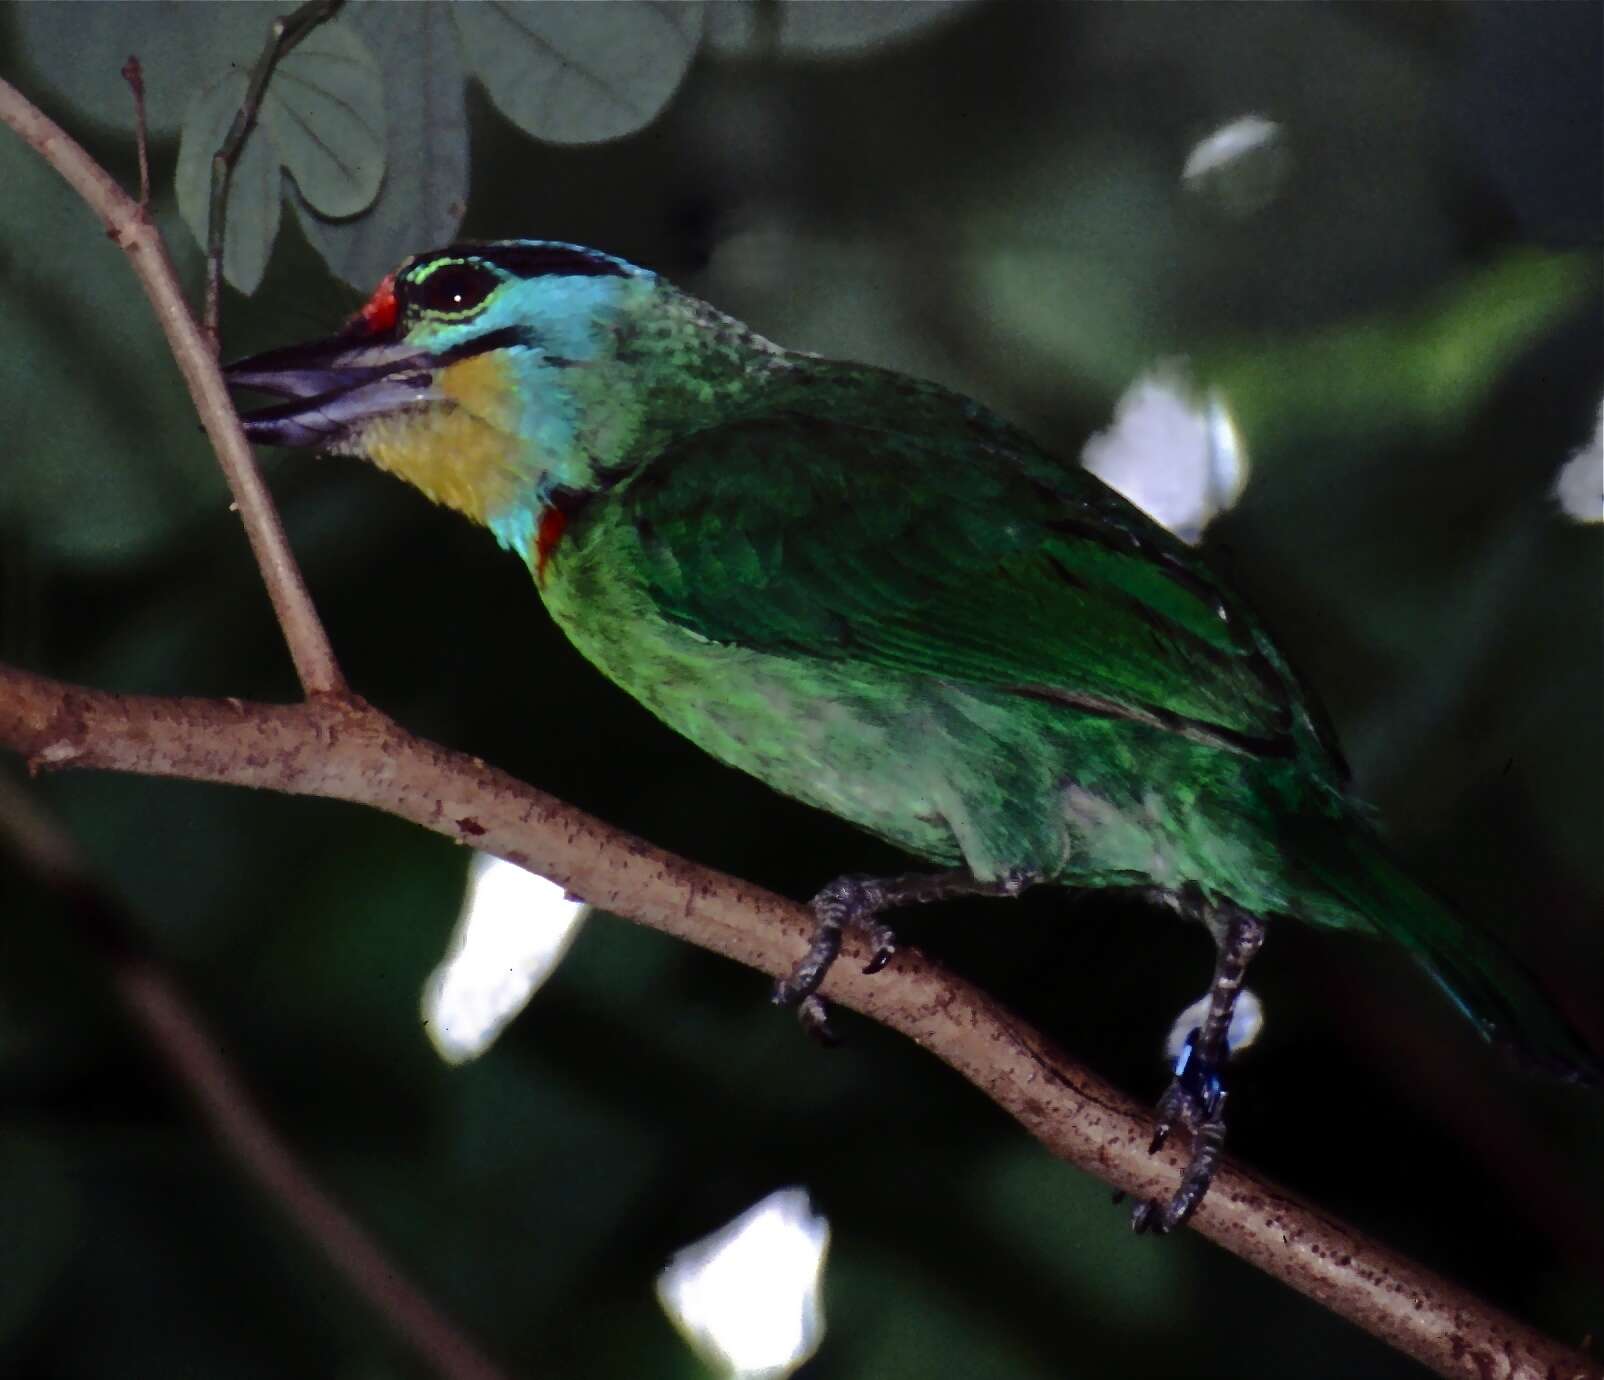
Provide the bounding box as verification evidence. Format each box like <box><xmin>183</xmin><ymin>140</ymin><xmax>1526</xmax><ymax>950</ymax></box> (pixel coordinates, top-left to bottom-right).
<box><xmin>618</xmin><ymin>410</ymin><xmax>1297</xmax><ymax>754</ymax></box>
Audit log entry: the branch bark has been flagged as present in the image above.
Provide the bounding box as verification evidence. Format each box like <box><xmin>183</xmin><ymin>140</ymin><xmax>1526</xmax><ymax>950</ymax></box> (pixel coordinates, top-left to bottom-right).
<box><xmin>1</xmin><ymin>665</ymin><xmax>1596</xmax><ymax>1380</ymax></box>
<box><xmin>0</xmin><ymin>71</ymin><xmax>1596</xmax><ymax>1380</ymax></box>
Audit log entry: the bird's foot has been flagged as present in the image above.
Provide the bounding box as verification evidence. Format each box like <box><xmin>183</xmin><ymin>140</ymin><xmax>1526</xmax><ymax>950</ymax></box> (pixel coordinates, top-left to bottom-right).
<box><xmin>1130</xmin><ymin>903</ymin><xmax>1263</xmax><ymax>1234</ymax></box>
<box><xmin>773</xmin><ymin>868</ymin><xmax>1039</xmax><ymax>1041</ymax></box>
<box><xmin>1131</xmin><ymin>1027</ymin><xmax>1228</xmax><ymax>1233</ymax></box>
<box><xmin>773</xmin><ymin>875</ymin><xmax>901</xmax><ymax>1043</ymax></box>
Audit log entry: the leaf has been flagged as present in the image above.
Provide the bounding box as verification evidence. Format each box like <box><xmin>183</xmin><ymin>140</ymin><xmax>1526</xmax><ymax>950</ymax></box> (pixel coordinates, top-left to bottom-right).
<box><xmin>294</xmin><ymin>0</ymin><xmax>468</xmax><ymax>291</ymax></box>
<box><xmin>454</xmin><ymin>1</ymin><xmax>703</xmax><ymax>145</ymax></box>
<box><xmin>966</xmin><ymin>148</ymin><xmax>1179</xmax><ymax>397</ymax></box>
<box><xmin>175</xmin><ymin>72</ymin><xmax>283</xmax><ymax>296</ymax></box>
<box><xmin>263</xmin><ymin>22</ymin><xmax>386</xmax><ymax>219</ymax></box>
<box><xmin>12</xmin><ymin>0</ymin><xmax>283</xmax><ymax>137</ymax></box>
<box><xmin>22</xmin><ymin>1</ymin><xmax>379</xmax><ymax>290</ymax></box>
<box><xmin>1202</xmin><ymin>250</ymin><xmax>1604</xmax><ymax>448</ymax></box>
<box><xmin>173</xmin><ymin>18</ymin><xmax>383</xmax><ymax>292</ymax></box>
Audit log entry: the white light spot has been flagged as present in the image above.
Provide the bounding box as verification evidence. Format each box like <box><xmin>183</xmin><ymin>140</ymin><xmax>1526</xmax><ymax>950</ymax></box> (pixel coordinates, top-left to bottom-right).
<box><xmin>1164</xmin><ymin>988</ymin><xmax>1265</xmax><ymax>1064</ymax></box>
<box><xmin>1183</xmin><ymin>114</ymin><xmax>1281</xmax><ymax>181</ymax></box>
<box><xmin>420</xmin><ymin>853</ymin><xmax>588</xmax><ymax>1065</ymax></box>
<box><xmin>1182</xmin><ymin>115</ymin><xmax>1289</xmax><ymax>215</ymax></box>
<box><xmin>657</xmin><ymin>1187</ymin><xmax>830</xmax><ymax>1379</ymax></box>
<box><xmin>1082</xmin><ymin>367</ymin><xmax>1249</xmax><ymax>544</ymax></box>
<box><xmin>1552</xmin><ymin>399</ymin><xmax>1602</xmax><ymax>523</ymax></box>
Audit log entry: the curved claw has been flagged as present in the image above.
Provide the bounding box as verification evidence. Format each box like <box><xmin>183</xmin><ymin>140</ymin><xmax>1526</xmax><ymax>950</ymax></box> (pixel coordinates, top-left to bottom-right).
<box><xmin>860</xmin><ymin>917</ymin><xmax>898</xmax><ymax>974</ymax></box>
<box><xmin>1133</xmin><ymin>1029</ymin><xmax>1231</xmax><ymax>1233</ymax></box>
<box><xmin>1130</xmin><ymin>1200</ymin><xmax>1163</xmax><ymax>1235</ymax></box>
<box><xmin>796</xmin><ymin>995</ymin><xmax>839</xmax><ymax>1047</ymax></box>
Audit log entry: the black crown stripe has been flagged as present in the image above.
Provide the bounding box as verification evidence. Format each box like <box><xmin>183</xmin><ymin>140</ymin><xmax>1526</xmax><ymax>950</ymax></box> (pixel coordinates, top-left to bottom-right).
<box><xmin>450</xmin><ymin>241</ymin><xmax>634</xmax><ymax>281</ymax></box>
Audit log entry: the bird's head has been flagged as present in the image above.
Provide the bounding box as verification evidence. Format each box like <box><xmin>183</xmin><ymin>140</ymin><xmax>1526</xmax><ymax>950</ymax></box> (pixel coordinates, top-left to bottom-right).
<box><xmin>226</xmin><ymin>240</ymin><xmax>776</xmax><ymax>556</ymax></box>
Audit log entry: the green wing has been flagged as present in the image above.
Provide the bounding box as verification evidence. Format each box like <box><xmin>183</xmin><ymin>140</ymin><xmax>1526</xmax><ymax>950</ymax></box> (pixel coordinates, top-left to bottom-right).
<box><xmin>617</xmin><ymin>406</ymin><xmax>1300</xmax><ymax>756</ymax></box>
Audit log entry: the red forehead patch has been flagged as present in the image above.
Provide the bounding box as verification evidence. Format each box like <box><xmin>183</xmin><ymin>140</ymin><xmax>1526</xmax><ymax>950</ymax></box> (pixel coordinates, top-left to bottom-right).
<box><xmin>350</xmin><ymin>272</ymin><xmax>398</xmax><ymax>335</ymax></box>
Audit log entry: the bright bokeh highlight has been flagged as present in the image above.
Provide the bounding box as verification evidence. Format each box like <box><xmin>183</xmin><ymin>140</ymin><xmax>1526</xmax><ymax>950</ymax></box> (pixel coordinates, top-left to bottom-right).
<box><xmin>656</xmin><ymin>1187</ymin><xmax>830</xmax><ymax>1380</ymax></box>
<box><xmin>420</xmin><ymin>852</ymin><xmax>589</xmax><ymax>1064</ymax></box>
<box><xmin>1082</xmin><ymin>368</ymin><xmax>1249</xmax><ymax>544</ymax></box>
<box><xmin>1164</xmin><ymin>988</ymin><xmax>1265</xmax><ymax>1064</ymax></box>
<box><xmin>1182</xmin><ymin>114</ymin><xmax>1289</xmax><ymax>215</ymax></box>
<box><xmin>1552</xmin><ymin>399</ymin><xmax>1602</xmax><ymax>523</ymax></box>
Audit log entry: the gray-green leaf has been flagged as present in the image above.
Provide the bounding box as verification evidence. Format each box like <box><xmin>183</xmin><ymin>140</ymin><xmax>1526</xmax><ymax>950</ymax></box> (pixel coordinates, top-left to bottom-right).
<box><xmin>454</xmin><ymin>1</ymin><xmax>703</xmax><ymax>145</ymax></box>
<box><xmin>294</xmin><ymin>0</ymin><xmax>468</xmax><ymax>291</ymax></box>
<box><xmin>175</xmin><ymin>72</ymin><xmax>282</xmax><ymax>296</ymax></box>
<box><xmin>13</xmin><ymin>0</ymin><xmax>282</xmax><ymax>137</ymax></box>
<box><xmin>264</xmin><ymin>22</ymin><xmax>387</xmax><ymax>218</ymax></box>
<box><xmin>173</xmin><ymin>20</ymin><xmax>384</xmax><ymax>293</ymax></box>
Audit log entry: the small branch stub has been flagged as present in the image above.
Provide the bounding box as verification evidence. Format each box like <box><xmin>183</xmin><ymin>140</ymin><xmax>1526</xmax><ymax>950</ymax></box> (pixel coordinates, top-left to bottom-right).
<box><xmin>119</xmin><ymin>55</ymin><xmax>150</xmax><ymax>207</ymax></box>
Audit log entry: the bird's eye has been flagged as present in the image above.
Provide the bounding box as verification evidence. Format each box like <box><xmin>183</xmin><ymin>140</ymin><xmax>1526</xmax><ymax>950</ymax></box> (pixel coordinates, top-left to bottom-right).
<box><xmin>406</xmin><ymin>260</ymin><xmax>499</xmax><ymax>318</ymax></box>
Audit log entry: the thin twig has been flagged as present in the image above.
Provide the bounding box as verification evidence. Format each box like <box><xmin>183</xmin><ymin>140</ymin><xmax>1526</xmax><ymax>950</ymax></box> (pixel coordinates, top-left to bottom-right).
<box><xmin>0</xmin><ymin>776</ymin><xmax>517</xmax><ymax>1380</ymax></box>
<box><xmin>204</xmin><ymin>0</ymin><xmax>343</xmax><ymax>347</ymax></box>
<box><xmin>0</xmin><ymin>666</ymin><xmax>1596</xmax><ymax>1380</ymax></box>
<box><xmin>119</xmin><ymin>56</ymin><xmax>149</xmax><ymax>208</ymax></box>
<box><xmin>0</xmin><ymin>75</ymin><xmax>345</xmax><ymax>697</ymax></box>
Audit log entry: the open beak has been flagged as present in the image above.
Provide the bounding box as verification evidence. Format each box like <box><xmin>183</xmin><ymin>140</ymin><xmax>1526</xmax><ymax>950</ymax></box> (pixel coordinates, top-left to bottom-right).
<box><xmin>224</xmin><ymin>333</ymin><xmax>442</xmax><ymax>448</ymax></box>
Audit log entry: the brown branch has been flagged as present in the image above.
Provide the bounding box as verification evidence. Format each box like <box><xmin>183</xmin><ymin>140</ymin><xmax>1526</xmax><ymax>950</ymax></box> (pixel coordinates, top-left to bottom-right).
<box><xmin>119</xmin><ymin>56</ymin><xmax>149</xmax><ymax>207</ymax></box>
<box><xmin>1</xmin><ymin>665</ymin><xmax>1596</xmax><ymax>1380</ymax></box>
<box><xmin>0</xmin><ymin>776</ymin><xmax>516</xmax><ymax>1380</ymax></box>
<box><xmin>0</xmin><ymin>75</ymin><xmax>344</xmax><ymax>698</ymax></box>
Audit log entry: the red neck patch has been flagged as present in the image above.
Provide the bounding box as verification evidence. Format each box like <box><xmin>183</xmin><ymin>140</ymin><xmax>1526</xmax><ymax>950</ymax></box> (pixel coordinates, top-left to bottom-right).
<box><xmin>536</xmin><ymin>506</ymin><xmax>567</xmax><ymax>584</ymax></box>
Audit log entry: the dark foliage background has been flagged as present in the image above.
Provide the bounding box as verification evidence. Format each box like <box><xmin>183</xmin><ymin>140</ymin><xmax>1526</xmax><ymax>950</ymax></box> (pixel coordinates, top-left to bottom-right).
<box><xmin>1</xmin><ymin>3</ymin><xmax>1600</xmax><ymax>1377</ymax></box>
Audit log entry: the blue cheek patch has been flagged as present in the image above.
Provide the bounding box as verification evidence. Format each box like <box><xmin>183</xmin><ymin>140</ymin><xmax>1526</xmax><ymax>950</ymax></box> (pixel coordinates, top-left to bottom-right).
<box><xmin>489</xmin><ymin>503</ymin><xmax>542</xmax><ymax>560</ymax></box>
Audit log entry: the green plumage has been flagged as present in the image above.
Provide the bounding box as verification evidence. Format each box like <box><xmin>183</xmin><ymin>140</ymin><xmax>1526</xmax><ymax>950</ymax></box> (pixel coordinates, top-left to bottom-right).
<box><xmin>545</xmin><ymin>361</ymin><xmax>1342</xmax><ymax>894</ymax></box>
<box><xmin>228</xmin><ymin>240</ymin><xmax>1600</xmax><ymax>1096</ymax></box>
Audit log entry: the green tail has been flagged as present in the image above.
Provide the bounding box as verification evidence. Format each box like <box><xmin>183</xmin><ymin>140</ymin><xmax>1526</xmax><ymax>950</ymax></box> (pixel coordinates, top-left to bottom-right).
<box><xmin>1292</xmin><ymin>818</ymin><xmax>1602</xmax><ymax>1088</ymax></box>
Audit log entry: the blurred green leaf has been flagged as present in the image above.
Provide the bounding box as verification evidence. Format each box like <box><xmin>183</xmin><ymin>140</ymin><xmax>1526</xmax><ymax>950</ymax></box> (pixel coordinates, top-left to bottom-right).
<box><xmin>829</xmin><ymin>1245</ymin><xmax>1056</xmax><ymax>1380</ymax></box>
<box><xmin>970</xmin><ymin>1150</ymin><xmax>1185</xmax><ymax>1325</ymax></box>
<box><xmin>454</xmin><ymin>0</ymin><xmax>703</xmax><ymax>145</ymax></box>
<box><xmin>0</xmin><ymin>133</ymin><xmax>219</xmax><ymax>562</ymax></box>
<box><xmin>13</xmin><ymin>0</ymin><xmax>282</xmax><ymax>136</ymax></box>
<box><xmin>1205</xmin><ymin>249</ymin><xmax>1602</xmax><ymax>452</ymax></box>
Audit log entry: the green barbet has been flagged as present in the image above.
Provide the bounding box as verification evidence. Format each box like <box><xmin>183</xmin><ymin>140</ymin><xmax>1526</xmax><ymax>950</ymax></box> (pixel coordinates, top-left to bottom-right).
<box><xmin>227</xmin><ymin>241</ymin><xmax>1599</xmax><ymax>1230</ymax></box>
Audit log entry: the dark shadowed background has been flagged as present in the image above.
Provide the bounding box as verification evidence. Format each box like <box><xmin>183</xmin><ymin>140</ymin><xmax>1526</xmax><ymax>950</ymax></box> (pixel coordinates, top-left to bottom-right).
<box><xmin>1</xmin><ymin>3</ymin><xmax>1600</xmax><ymax>1377</ymax></box>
